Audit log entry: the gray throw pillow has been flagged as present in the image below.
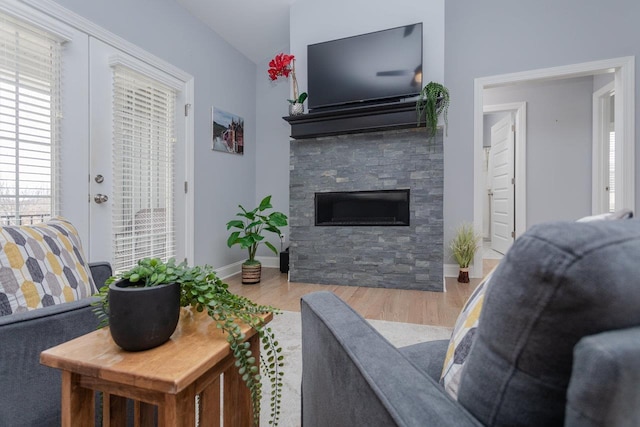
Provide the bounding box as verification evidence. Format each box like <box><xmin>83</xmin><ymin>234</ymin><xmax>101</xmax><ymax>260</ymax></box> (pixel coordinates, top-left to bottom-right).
<box><xmin>457</xmin><ymin>219</ymin><xmax>640</xmax><ymax>426</ymax></box>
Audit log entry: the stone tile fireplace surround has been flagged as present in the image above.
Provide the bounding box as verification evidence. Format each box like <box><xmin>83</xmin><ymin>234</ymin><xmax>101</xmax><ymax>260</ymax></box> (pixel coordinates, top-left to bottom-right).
<box><xmin>289</xmin><ymin>126</ymin><xmax>444</xmax><ymax>291</ymax></box>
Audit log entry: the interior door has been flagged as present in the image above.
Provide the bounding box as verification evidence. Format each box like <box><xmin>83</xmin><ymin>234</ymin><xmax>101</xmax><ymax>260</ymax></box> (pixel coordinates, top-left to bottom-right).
<box><xmin>88</xmin><ymin>38</ymin><xmax>186</xmax><ymax>270</ymax></box>
<box><xmin>490</xmin><ymin>114</ymin><xmax>515</xmax><ymax>254</ymax></box>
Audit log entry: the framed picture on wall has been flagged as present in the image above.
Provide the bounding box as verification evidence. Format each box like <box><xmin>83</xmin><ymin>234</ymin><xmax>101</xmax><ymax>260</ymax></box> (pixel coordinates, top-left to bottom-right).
<box><xmin>212</xmin><ymin>107</ymin><xmax>244</xmax><ymax>155</ymax></box>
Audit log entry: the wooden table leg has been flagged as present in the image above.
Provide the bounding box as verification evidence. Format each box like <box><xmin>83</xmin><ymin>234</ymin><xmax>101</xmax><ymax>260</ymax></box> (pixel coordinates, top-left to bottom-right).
<box><xmin>61</xmin><ymin>371</ymin><xmax>94</xmax><ymax>427</ymax></box>
<box><xmin>134</xmin><ymin>401</ymin><xmax>156</xmax><ymax>427</ymax></box>
<box><xmin>103</xmin><ymin>393</ymin><xmax>127</xmax><ymax>426</ymax></box>
<box><xmin>224</xmin><ymin>334</ymin><xmax>259</xmax><ymax>427</ymax></box>
<box><xmin>199</xmin><ymin>377</ymin><xmax>221</xmax><ymax>427</ymax></box>
<box><xmin>159</xmin><ymin>384</ymin><xmax>196</xmax><ymax>427</ymax></box>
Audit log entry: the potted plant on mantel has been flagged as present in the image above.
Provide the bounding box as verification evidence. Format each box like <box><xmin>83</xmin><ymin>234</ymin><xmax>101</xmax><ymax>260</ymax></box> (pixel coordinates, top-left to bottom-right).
<box><xmin>93</xmin><ymin>257</ymin><xmax>284</xmax><ymax>426</ymax></box>
<box><xmin>416</xmin><ymin>81</ymin><xmax>450</xmax><ymax>142</ymax></box>
<box><xmin>450</xmin><ymin>222</ymin><xmax>481</xmax><ymax>283</ymax></box>
<box><xmin>227</xmin><ymin>195</ymin><xmax>288</xmax><ymax>284</ymax></box>
<box><xmin>268</xmin><ymin>53</ymin><xmax>308</xmax><ymax>115</ymax></box>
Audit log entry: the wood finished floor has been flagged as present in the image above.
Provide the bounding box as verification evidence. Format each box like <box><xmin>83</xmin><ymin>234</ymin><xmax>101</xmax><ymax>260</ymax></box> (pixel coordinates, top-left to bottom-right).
<box><xmin>225</xmin><ymin>261</ymin><xmax>498</xmax><ymax>328</ymax></box>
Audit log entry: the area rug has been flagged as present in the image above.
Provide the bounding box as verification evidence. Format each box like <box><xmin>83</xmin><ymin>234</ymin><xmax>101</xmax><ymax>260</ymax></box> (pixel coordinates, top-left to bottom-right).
<box><xmin>259</xmin><ymin>310</ymin><xmax>453</xmax><ymax>427</ymax></box>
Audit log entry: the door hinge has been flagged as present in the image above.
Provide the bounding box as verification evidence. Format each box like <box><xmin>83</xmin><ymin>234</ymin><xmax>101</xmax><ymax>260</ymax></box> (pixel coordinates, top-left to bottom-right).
<box><xmin>511</xmin><ymin>124</ymin><xmax>515</xmax><ymax>132</ymax></box>
<box><xmin>184</xmin><ymin>181</ymin><xmax>188</xmax><ymax>193</ymax></box>
<box><xmin>184</xmin><ymin>103</ymin><xmax>191</xmax><ymax>116</ymax></box>
<box><xmin>511</xmin><ymin>231</ymin><xmax>515</xmax><ymax>238</ymax></box>
<box><xmin>511</xmin><ymin>177</ymin><xmax>515</xmax><ymax>185</ymax></box>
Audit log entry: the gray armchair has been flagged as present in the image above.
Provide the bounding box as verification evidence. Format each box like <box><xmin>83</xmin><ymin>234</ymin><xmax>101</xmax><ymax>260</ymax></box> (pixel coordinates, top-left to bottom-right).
<box><xmin>301</xmin><ymin>219</ymin><xmax>640</xmax><ymax>426</ymax></box>
<box><xmin>0</xmin><ymin>262</ymin><xmax>111</xmax><ymax>427</ymax></box>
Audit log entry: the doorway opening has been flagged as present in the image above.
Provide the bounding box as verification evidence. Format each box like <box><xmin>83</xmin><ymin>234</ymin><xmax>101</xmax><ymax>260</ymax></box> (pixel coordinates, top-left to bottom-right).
<box><xmin>592</xmin><ymin>81</ymin><xmax>617</xmax><ymax>214</ymax></box>
<box><xmin>472</xmin><ymin>57</ymin><xmax>635</xmax><ymax>279</ymax></box>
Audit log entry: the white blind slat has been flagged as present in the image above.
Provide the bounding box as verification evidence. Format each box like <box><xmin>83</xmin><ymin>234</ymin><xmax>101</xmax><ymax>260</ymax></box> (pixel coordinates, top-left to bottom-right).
<box><xmin>112</xmin><ymin>64</ymin><xmax>176</xmax><ymax>273</ymax></box>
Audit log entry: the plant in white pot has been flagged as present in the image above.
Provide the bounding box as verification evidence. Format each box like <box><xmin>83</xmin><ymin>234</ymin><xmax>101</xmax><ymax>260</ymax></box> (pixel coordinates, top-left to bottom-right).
<box><xmin>450</xmin><ymin>222</ymin><xmax>481</xmax><ymax>283</ymax></box>
<box><xmin>226</xmin><ymin>195</ymin><xmax>288</xmax><ymax>284</ymax></box>
<box><xmin>268</xmin><ymin>53</ymin><xmax>308</xmax><ymax>116</ymax></box>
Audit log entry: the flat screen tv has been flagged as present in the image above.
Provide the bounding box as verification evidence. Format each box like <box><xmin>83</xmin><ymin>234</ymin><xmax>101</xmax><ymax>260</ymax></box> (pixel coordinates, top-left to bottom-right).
<box><xmin>307</xmin><ymin>23</ymin><xmax>423</xmax><ymax>112</ymax></box>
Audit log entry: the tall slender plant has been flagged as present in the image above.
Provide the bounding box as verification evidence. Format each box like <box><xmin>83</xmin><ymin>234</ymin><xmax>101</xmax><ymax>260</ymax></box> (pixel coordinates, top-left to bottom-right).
<box><xmin>450</xmin><ymin>222</ymin><xmax>481</xmax><ymax>283</ymax></box>
<box><xmin>416</xmin><ymin>81</ymin><xmax>450</xmax><ymax>142</ymax></box>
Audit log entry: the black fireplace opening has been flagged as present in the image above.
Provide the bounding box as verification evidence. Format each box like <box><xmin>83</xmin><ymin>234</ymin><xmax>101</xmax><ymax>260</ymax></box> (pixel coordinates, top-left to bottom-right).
<box><xmin>315</xmin><ymin>189</ymin><xmax>410</xmax><ymax>226</ymax></box>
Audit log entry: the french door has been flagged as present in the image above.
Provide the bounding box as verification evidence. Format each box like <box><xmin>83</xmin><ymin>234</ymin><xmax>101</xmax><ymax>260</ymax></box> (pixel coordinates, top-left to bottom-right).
<box><xmin>88</xmin><ymin>38</ymin><xmax>187</xmax><ymax>272</ymax></box>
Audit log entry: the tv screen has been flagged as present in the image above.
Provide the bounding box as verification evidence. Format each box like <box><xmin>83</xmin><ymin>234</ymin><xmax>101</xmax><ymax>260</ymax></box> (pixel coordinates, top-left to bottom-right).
<box><xmin>307</xmin><ymin>23</ymin><xmax>423</xmax><ymax>111</ymax></box>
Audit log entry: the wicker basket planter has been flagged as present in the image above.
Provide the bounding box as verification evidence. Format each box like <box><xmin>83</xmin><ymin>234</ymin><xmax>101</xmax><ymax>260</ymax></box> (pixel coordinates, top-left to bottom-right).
<box><xmin>242</xmin><ymin>262</ymin><xmax>262</xmax><ymax>284</ymax></box>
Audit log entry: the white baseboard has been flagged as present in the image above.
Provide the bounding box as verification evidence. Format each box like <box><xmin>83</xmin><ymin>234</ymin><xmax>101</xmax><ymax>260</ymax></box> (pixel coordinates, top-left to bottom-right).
<box><xmin>215</xmin><ymin>256</ymin><xmax>280</xmax><ymax>280</ymax></box>
<box><xmin>255</xmin><ymin>256</ymin><xmax>279</xmax><ymax>269</ymax></box>
<box><xmin>215</xmin><ymin>260</ymin><xmax>244</xmax><ymax>280</ymax></box>
<box><xmin>219</xmin><ymin>260</ymin><xmax>471</xmax><ymax>286</ymax></box>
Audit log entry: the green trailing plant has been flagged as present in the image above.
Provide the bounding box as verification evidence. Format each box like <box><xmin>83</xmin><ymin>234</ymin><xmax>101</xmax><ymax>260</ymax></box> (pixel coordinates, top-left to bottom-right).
<box><xmin>227</xmin><ymin>195</ymin><xmax>288</xmax><ymax>265</ymax></box>
<box><xmin>93</xmin><ymin>258</ymin><xmax>284</xmax><ymax>426</ymax></box>
<box><xmin>450</xmin><ymin>222</ymin><xmax>481</xmax><ymax>283</ymax></box>
<box><xmin>416</xmin><ymin>81</ymin><xmax>450</xmax><ymax>142</ymax></box>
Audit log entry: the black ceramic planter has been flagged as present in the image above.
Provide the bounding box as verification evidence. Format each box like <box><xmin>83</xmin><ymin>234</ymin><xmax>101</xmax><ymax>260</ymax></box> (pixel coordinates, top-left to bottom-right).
<box><xmin>108</xmin><ymin>280</ymin><xmax>181</xmax><ymax>351</ymax></box>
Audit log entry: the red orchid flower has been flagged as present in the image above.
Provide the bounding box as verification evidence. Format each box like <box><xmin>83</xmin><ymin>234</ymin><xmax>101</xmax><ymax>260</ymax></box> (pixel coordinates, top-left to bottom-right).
<box><xmin>268</xmin><ymin>53</ymin><xmax>295</xmax><ymax>81</ymax></box>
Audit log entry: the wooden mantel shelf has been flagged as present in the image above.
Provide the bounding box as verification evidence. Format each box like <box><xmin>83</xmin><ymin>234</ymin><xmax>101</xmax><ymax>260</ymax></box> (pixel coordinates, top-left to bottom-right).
<box><xmin>283</xmin><ymin>100</ymin><xmax>426</xmax><ymax>140</ymax></box>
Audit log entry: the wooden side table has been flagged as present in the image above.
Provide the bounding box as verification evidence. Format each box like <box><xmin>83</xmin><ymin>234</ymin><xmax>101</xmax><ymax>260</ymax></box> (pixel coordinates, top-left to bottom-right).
<box><xmin>40</xmin><ymin>309</ymin><xmax>272</xmax><ymax>426</ymax></box>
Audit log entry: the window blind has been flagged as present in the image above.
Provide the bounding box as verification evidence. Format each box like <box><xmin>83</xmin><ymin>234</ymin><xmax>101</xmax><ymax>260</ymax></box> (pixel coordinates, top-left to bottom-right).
<box><xmin>0</xmin><ymin>12</ymin><xmax>62</xmax><ymax>225</ymax></box>
<box><xmin>112</xmin><ymin>65</ymin><xmax>176</xmax><ymax>272</ymax></box>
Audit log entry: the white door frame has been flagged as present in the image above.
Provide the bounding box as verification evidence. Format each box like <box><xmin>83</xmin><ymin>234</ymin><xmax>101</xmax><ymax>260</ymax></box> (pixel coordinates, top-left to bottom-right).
<box><xmin>473</xmin><ymin>56</ymin><xmax>635</xmax><ymax>278</ymax></box>
<box><xmin>484</xmin><ymin>102</ymin><xmax>527</xmax><ymax>252</ymax></box>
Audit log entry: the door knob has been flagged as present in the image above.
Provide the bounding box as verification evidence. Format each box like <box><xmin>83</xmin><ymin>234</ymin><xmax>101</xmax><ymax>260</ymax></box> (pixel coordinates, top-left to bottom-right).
<box><xmin>94</xmin><ymin>194</ymin><xmax>109</xmax><ymax>204</ymax></box>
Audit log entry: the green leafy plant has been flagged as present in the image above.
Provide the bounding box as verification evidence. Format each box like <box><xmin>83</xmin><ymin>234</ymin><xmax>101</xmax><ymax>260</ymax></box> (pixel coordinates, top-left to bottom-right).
<box><xmin>93</xmin><ymin>258</ymin><xmax>284</xmax><ymax>426</ymax></box>
<box><xmin>226</xmin><ymin>195</ymin><xmax>288</xmax><ymax>265</ymax></box>
<box><xmin>416</xmin><ymin>81</ymin><xmax>450</xmax><ymax>142</ymax></box>
<box><xmin>450</xmin><ymin>222</ymin><xmax>481</xmax><ymax>268</ymax></box>
<box><xmin>288</xmin><ymin>92</ymin><xmax>308</xmax><ymax>105</ymax></box>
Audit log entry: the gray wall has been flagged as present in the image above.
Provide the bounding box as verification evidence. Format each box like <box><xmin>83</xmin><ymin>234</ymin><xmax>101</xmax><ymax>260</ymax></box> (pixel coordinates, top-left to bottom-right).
<box><xmin>484</xmin><ymin>76</ymin><xmax>595</xmax><ymax>225</ymax></box>
<box><xmin>445</xmin><ymin>0</ymin><xmax>640</xmax><ymax>262</ymax></box>
<box><xmin>255</xmin><ymin>53</ymin><xmax>292</xmax><ymax>256</ymax></box>
<box><xmin>51</xmin><ymin>0</ymin><xmax>258</xmax><ymax>268</ymax></box>
<box><xmin>50</xmin><ymin>0</ymin><xmax>640</xmax><ymax>273</ymax></box>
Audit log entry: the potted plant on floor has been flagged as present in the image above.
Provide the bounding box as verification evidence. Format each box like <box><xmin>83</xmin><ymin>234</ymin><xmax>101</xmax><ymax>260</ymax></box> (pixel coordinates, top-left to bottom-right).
<box><xmin>416</xmin><ymin>81</ymin><xmax>450</xmax><ymax>142</ymax></box>
<box><xmin>226</xmin><ymin>195</ymin><xmax>288</xmax><ymax>284</ymax></box>
<box><xmin>93</xmin><ymin>257</ymin><xmax>284</xmax><ymax>426</ymax></box>
<box><xmin>450</xmin><ymin>222</ymin><xmax>481</xmax><ymax>283</ymax></box>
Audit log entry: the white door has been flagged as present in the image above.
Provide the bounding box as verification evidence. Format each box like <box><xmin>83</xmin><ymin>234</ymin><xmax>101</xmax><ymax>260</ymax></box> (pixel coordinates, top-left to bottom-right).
<box><xmin>490</xmin><ymin>114</ymin><xmax>515</xmax><ymax>254</ymax></box>
<box><xmin>88</xmin><ymin>38</ymin><xmax>187</xmax><ymax>271</ymax></box>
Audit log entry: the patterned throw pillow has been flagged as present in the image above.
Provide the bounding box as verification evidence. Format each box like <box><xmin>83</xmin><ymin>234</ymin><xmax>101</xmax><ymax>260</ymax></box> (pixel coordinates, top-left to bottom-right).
<box><xmin>440</xmin><ymin>267</ymin><xmax>496</xmax><ymax>399</ymax></box>
<box><xmin>0</xmin><ymin>217</ymin><xmax>95</xmax><ymax>316</ymax></box>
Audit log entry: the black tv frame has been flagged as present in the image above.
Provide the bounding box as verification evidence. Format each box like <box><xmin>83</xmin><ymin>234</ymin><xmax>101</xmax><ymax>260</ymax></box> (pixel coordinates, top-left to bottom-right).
<box><xmin>307</xmin><ymin>23</ymin><xmax>423</xmax><ymax>112</ymax></box>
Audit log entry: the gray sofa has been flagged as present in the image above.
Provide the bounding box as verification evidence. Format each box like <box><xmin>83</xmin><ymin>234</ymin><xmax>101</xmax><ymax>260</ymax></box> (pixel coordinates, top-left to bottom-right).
<box><xmin>301</xmin><ymin>219</ymin><xmax>640</xmax><ymax>426</ymax></box>
<box><xmin>0</xmin><ymin>262</ymin><xmax>111</xmax><ymax>427</ymax></box>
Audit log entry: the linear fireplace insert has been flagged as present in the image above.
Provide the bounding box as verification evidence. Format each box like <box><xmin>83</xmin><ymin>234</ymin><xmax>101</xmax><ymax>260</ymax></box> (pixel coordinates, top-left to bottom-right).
<box><xmin>315</xmin><ymin>189</ymin><xmax>410</xmax><ymax>226</ymax></box>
